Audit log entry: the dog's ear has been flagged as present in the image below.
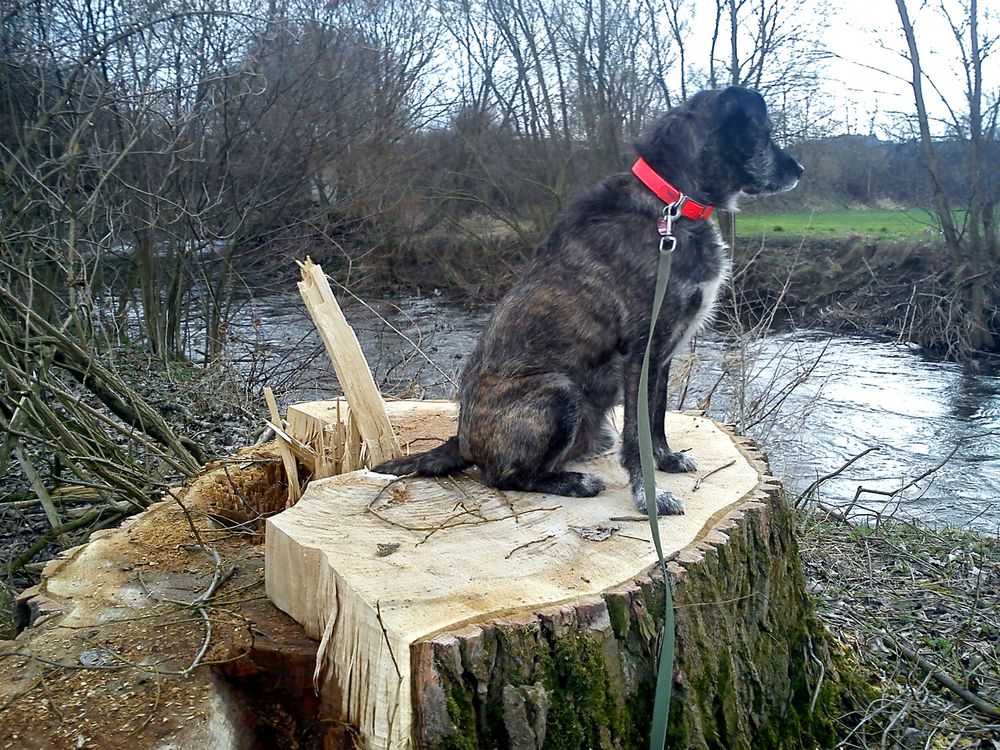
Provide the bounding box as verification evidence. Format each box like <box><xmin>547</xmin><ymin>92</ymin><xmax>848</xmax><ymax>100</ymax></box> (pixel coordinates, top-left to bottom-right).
<box><xmin>713</xmin><ymin>87</ymin><xmax>768</xmax><ymax>129</ymax></box>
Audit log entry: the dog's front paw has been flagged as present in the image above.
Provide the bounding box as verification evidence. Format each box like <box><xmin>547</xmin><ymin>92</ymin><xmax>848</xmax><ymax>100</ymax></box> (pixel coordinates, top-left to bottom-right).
<box><xmin>655</xmin><ymin>448</ymin><xmax>698</xmax><ymax>473</ymax></box>
<box><xmin>633</xmin><ymin>487</ymin><xmax>685</xmax><ymax>516</ymax></box>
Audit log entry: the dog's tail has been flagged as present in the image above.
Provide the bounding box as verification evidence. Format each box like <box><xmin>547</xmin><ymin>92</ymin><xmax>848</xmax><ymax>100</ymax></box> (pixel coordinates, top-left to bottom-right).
<box><xmin>372</xmin><ymin>436</ymin><xmax>471</xmax><ymax>477</ymax></box>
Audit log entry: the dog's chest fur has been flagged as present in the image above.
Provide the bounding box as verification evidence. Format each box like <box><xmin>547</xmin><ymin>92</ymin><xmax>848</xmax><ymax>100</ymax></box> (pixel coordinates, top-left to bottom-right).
<box><xmin>662</xmin><ymin>219</ymin><xmax>729</xmax><ymax>354</ymax></box>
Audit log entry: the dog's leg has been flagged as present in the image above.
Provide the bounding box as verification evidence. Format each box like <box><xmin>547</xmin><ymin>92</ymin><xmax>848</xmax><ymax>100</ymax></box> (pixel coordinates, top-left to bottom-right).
<box><xmin>591</xmin><ymin>419</ymin><xmax>618</xmax><ymax>455</ymax></box>
<box><xmin>652</xmin><ymin>360</ymin><xmax>698</xmax><ymax>473</ymax></box>
<box><xmin>621</xmin><ymin>356</ymin><xmax>685</xmax><ymax>515</ymax></box>
<box><xmin>568</xmin><ymin>400</ymin><xmax>617</xmax><ymax>459</ymax></box>
<box><xmin>475</xmin><ymin>374</ymin><xmax>606</xmax><ymax>498</ymax></box>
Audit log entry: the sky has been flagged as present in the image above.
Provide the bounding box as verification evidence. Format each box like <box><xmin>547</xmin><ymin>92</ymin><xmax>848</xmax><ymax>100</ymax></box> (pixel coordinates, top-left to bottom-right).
<box><xmin>673</xmin><ymin>0</ymin><xmax>999</xmax><ymax>139</ymax></box>
<box><xmin>821</xmin><ymin>0</ymin><xmax>999</xmax><ymax>137</ymax></box>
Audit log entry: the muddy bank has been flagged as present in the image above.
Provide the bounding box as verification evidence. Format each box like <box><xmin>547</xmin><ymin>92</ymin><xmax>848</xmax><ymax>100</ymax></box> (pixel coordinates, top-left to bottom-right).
<box><xmin>724</xmin><ymin>237</ymin><xmax>989</xmax><ymax>355</ymax></box>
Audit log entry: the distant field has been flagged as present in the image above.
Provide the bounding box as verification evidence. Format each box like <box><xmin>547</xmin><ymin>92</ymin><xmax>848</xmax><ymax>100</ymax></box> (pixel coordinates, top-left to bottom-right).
<box><xmin>732</xmin><ymin>210</ymin><xmax>942</xmax><ymax>243</ymax></box>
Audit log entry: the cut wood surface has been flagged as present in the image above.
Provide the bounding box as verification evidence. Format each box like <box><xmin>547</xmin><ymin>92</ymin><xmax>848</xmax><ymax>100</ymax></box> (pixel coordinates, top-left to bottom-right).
<box><xmin>297</xmin><ymin>257</ymin><xmax>400</xmax><ymax>466</ymax></box>
<box><xmin>267</xmin><ymin>399</ymin><xmax>786</xmax><ymax>750</ymax></box>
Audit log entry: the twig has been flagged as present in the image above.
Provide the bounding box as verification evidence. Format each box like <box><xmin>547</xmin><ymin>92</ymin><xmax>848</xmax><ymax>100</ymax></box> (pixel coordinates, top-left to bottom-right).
<box><xmin>165</xmin><ymin>488</ymin><xmax>205</xmax><ymax>548</ymax></box>
<box><xmin>187</xmin><ymin>545</ymin><xmax>226</xmax><ymax>606</ymax></box>
<box><xmin>184</xmin><ymin>608</ymin><xmax>213</xmax><ymax>677</ymax></box>
<box><xmin>505</xmin><ymin>534</ymin><xmax>555</xmax><ymax>559</ymax></box>
<box><xmin>807</xmin><ymin>635</ymin><xmax>825</xmax><ymax>713</ymax></box>
<box><xmin>794</xmin><ymin>446</ymin><xmax>880</xmax><ymax>508</ymax></box>
<box><xmin>618</xmin><ymin>533</ymin><xmax>649</xmax><ymax>542</ymax></box>
<box><xmin>844</xmin><ymin>442</ymin><xmax>963</xmax><ymax>517</ymax></box>
<box><xmin>693</xmin><ymin>459</ymin><xmax>737</xmax><ymax>492</ymax></box>
<box><xmin>893</xmin><ymin>640</ymin><xmax>1000</xmax><ymax>720</ymax></box>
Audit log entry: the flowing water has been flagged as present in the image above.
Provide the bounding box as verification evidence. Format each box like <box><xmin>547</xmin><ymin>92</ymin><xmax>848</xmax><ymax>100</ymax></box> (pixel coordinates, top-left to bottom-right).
<box><xmin>239</xmin><ymin>292</ymin><xmax>1000</xmax><ymax>533</ymax></box>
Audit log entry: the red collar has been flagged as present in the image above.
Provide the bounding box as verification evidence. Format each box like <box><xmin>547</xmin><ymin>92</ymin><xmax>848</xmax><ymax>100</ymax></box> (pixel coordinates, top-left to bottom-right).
<box><xmin>631</xmin><ymin>157</ymin><xmax>714</xmax><ymax>220</ymax></box>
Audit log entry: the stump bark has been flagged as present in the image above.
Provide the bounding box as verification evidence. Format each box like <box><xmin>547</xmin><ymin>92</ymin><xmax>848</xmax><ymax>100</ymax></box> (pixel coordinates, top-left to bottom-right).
<box><xmin>267</xmin><ymin>400</ymin><xmax>834</xmax><ymax>750</ymax></box>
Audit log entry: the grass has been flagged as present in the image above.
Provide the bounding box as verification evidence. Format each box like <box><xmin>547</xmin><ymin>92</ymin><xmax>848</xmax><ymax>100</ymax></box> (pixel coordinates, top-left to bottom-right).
<box><xmin>732</xmin><ymin>209</ymin><xmax>942</xmax><ymax>243</ymax></box>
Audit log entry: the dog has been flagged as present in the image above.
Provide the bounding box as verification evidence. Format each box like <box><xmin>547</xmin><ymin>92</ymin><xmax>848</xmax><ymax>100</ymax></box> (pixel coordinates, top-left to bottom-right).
<box><xmin>375</xmin><ymin>86</ymin><xmax>802</xmax><ymax>514</ymax></box>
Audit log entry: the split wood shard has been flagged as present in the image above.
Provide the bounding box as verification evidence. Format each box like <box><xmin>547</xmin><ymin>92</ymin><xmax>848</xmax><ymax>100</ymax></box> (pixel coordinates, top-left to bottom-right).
<box><xmin>296</xmin><ymin>257</ymin><xmax>401</xmax><ymax>467</ymax></box>
<box><xmin>263</xmin><ymin>386</ymin><xmax>301</xmax><ymax>506</ymax></box>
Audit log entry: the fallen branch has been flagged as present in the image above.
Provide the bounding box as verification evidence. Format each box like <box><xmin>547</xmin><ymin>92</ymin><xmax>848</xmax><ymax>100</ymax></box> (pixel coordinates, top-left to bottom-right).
<box><xmin>12</xmin><ymin>440</ymin><xmax>61</xmax><ymax>530</ymax></box>
<box><xmin>794</xmin><ymin>446</ymin><xmax>880</xmax><ymax>508</ymax></box>
<box><xmin>893</xmin><ymin>640</ymin><xmax>1000</xmax><ymax>720</ymax></box>
<box><xmin>0</xmin><ymin>284</ymin><xmax>202</xmax><ymax>472</ymax></box>
<box><xmin>5</xmin><ymin>508</ymin><xmax>126</xmax><ymax>574</ymax></box>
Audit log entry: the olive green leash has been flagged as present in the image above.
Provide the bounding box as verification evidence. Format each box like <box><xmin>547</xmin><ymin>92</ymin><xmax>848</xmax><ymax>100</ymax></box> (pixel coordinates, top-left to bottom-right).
<box><xmin>637</xmin><ymin>202</ymin><xmax>681</xmax><ymax>749</ymax></box>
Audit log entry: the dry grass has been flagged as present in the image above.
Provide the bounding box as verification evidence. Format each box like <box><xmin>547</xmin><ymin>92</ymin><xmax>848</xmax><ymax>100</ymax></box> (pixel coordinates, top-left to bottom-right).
<box><xmin>799</xmin><ymin>510</ymin><xmax>1000</xmax><ymax>748</ymax></box>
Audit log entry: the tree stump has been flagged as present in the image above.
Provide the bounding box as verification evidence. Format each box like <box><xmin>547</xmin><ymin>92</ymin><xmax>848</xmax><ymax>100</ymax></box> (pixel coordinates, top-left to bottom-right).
<box><xmin>267</xmin><ymin>400</ymin><xmax>832</xmax><ymax>750</ymax></box>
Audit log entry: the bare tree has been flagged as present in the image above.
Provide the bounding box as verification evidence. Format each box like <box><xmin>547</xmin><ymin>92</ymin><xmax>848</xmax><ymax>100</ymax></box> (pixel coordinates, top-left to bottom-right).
<box><xmin>0</xmin><ymin>0</ymin><xmax>439</xmax><ymax>558</ymax></box>
<box><xmin>894</xmin><ymin>0</ymin><xmax>998</xmax><ymax>355</ymax></box>
<box><xmin>432</xmin><ymin>0</ymin><xmax>679</xmax><ymax>247</ymax></box>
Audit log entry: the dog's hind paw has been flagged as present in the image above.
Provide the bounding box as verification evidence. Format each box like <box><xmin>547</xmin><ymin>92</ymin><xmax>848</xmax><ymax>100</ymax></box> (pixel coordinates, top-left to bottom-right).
<box><xmin>655</xmin><ymin>448</ymin><xmax>698</xmax><ymax>473</ymax></box>
<box><xmin>538</xmin><ymin>471</ymin><xmax>605</xmax><ymax>497</ymax></box>
<box><xmin>633</xmin><ymin>487</ymin><xmax>685</xmax><ymax>516</ymax></box>
<box><xmin>591</xmin><ymin>423</ymin><xmax>619</xmax><ymax>456</ymax></box>
<box><xmin>573</xmin><ymin>473</ymin><xmax>606</xmax><ymax>497</ymax></box>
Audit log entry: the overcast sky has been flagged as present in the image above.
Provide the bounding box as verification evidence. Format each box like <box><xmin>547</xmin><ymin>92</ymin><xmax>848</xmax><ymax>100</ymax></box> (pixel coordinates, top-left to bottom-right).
<box><xmin>821</xmin><ymin>0</ymin><xmax>999</xmax><ymax>137</ymax></box>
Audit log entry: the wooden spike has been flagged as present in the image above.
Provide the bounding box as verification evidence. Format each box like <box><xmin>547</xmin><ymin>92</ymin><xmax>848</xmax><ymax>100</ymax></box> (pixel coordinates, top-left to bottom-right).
<box><xmin>297</xmin><ymin>258</ymin><xmax>400</xmax><ymax>467</ymax></box>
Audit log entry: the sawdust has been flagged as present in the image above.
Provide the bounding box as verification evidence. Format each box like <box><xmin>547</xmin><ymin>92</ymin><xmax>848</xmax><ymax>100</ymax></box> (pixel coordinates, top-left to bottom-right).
<box><xmin>0</xmin><ymin>449</ymin><xmax>312</xmax><ymax>750</ymax></box>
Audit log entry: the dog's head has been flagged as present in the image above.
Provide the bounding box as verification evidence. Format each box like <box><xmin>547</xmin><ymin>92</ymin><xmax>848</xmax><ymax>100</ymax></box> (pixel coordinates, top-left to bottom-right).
<box><xmin>635</xmin><ymin>86</ymin><xmax>803</xmax><ymax>208</ymax></box>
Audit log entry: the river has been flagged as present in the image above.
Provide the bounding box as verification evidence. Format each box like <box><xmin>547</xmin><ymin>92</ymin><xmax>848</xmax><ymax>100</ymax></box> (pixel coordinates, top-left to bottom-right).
<box><xmin>240</xmin><ymin>292</ymin><xmax>1000</xmax><ymax>533</ymax></box>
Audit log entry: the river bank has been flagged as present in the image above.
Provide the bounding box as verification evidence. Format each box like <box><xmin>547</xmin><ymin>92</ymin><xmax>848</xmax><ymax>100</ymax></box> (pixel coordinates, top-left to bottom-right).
<box><xmin>725</xmin><ymin>236</ymin><xmax>985</xmax><ymax>359</ymax></box>
<box><xmin>315</xmin><ymin>225</ymin><xmax>995</xmax><ymax>361</ymax></box>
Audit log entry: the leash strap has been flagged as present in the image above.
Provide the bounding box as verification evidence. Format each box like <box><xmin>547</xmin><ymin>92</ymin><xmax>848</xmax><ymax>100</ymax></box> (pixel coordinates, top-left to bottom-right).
<box><xmin>637</xmin><ymin>207</ymin><xmax>678</xmax><ymax>750</ymax></box>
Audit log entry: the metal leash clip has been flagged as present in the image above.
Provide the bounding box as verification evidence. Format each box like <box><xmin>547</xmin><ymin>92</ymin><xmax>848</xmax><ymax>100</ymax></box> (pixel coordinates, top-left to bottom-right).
<box><xmin>656</xmin><ymin>201</ymin><xmax>684</xmax><ymax>253</ymax></box>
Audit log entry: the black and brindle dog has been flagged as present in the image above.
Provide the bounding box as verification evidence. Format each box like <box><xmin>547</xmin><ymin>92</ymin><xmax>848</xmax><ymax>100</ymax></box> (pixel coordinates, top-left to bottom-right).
<box><xmin>375</xmin><ymin>86</ymin><xmax>803</xmax><ymax>514</ymax></box>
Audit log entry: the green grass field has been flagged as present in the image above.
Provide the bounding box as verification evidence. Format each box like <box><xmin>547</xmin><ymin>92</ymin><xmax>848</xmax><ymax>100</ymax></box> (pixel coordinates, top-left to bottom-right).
<box><xmin>732</xmin><ymin>209</ymin><xmax>942</xmax><ymax>243</ymax></box>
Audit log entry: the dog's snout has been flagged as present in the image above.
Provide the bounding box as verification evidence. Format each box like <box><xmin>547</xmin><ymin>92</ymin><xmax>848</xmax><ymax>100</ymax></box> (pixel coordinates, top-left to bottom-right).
<box><xmin>775</xmin><ymin>145</ymin><xmax>803</xmax><ymax>175</ymax></box>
